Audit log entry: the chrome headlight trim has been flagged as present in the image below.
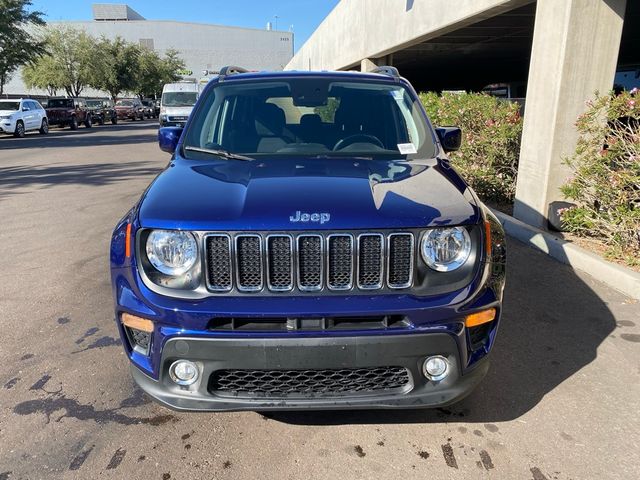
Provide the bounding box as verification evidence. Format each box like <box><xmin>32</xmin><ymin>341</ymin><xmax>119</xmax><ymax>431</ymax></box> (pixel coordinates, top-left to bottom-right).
<box><xmin>420</xmin><ymin>226</ymin><xmax>472</xmax><ymax>272</ymax></box>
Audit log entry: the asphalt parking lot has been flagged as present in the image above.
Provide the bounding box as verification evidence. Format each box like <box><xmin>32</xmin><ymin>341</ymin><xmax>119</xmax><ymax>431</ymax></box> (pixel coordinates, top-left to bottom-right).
<box><xmin>0</xmin><ymin>122</ymin><xmax>639</xmax><ymax>480</ymax></box>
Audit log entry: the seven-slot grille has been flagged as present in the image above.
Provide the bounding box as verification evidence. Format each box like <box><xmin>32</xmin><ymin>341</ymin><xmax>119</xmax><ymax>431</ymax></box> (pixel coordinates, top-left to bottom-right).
<box><xmin>205</xmin><ymin>232</ymin><xmax>415</xmax><ymax>293</ymax></box>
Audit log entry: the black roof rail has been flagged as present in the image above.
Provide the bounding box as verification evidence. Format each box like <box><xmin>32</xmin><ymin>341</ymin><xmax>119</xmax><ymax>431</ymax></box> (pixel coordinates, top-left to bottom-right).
<box><xmin>218</xmin><ymin>65</ymin><xmax>249</xmax><ymax>81</ymax></box>
<box><xmin>370</xmin><ymin>66</ymin><xmax>400</xmax><ymax>78</ymax></box>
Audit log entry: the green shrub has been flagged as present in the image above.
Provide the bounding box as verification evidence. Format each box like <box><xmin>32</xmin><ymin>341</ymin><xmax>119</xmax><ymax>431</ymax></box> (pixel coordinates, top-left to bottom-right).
<box><xmin>419</xmin><ymin>91</ymin><xmax>522</xmax><ymax>205</ymax></box>
<box><xmin>560</xmin><ymin>89</ymin><xmax>640</xmax><ymax>266</ymax></box>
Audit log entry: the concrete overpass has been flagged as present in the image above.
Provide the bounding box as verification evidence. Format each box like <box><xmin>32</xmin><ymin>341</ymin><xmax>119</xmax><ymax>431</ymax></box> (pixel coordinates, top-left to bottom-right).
<box><xmin>286</xmin><ymin>0</ymin><xmax>639</xmax><ymax>229</ymax></box>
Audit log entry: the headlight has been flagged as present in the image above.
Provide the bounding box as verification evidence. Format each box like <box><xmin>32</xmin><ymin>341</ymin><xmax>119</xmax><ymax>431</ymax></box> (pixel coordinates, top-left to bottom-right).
<box><xmin>146</xmin><ymin>230</ymin><xmax>197</xmax><ymax>275</ymax></box>
<box><xmin>0</xmin><ymin>115</ymin><xmax>12</xmax><ymax>120</ymax></box>
<box><xmin>421</xmin><ymin>227</ymin><xmax>471</xmax><ymax>272</ymax></box>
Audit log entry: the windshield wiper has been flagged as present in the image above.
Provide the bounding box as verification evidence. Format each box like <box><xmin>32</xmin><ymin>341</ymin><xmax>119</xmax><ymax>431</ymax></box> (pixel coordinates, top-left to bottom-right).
<box><xmin>184</xmin><ymin>146</ymin><xmax>254</xmax><ymax>161</ymax></box>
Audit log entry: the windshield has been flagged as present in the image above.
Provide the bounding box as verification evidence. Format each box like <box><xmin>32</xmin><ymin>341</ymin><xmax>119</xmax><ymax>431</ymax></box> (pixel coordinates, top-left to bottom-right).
<box><xmin>116</xmin><ymin>100</ymin><xmax>133</xmax><ymax>107</ymax></box>
<box><xmin>48</xmin><ymin>99</ymin><xmax>73</xmax><ymax>108</ymax></box>
<box><xmin>87</xmin><ymin>100</ymin><xmax>102</xmax><ymax>107</ymax></box>
<box><xmin>0</xmin><ymin>101</ymin><xmax>20</xmax><ymax>111</ymax></box>
<box><xmin>183</xmin><ymin>78</ymin><xmax>435</xmax><ymax>159</ymax></box>
<box><xmin>162</xmin><ymin>91</ymin><xmax>198</xmax><ymax>107</ymax></box>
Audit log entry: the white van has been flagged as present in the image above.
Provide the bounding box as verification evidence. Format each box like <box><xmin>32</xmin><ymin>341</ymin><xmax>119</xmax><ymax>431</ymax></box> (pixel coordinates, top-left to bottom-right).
<box><xmin>159</xmin><ymin>82</ymin><xmax>199</xmax><ymax>127</ymax></box>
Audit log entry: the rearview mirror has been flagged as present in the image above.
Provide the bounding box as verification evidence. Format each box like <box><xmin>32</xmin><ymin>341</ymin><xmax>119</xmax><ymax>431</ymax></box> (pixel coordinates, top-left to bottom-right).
<box><xmin>158</xmin><ymin>127</ymin><xmax>183</xmax><ymax>154</ymax></box>
<box><xmin>435</xmin><ymin>127</ymin><xmax>462</xmax><ymax>153</ymax></box>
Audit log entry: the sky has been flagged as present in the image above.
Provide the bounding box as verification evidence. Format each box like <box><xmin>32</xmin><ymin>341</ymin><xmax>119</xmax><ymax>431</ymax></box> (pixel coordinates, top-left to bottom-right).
<box><xmin>30</xmin><ymin>0</ymin><xmax>340</xmax><ymax>52</ymax></box>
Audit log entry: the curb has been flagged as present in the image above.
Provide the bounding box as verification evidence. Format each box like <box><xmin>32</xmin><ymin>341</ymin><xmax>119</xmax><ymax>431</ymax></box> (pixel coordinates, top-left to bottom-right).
<box><xmin>491</xmin><ymin>210</ymin><xmax>640</xmax><ymax>300</ymax></box>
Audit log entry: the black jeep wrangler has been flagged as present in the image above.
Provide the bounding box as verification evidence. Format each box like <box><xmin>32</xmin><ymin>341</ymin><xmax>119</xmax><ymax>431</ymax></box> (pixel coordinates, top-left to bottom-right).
<box><xmin>87</xmin><ymin>99</ymin><xmax>118</xmax><ymax>125</ymax></box>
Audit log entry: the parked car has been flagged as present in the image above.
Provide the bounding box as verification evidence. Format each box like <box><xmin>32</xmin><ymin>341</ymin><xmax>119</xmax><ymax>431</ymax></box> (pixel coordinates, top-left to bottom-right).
<box><xmin>110</xmin><ymin>66</ymin><xmax>507</xmax><ymax>412</ymax></box>
<box><xmin>45</xmin><ymin>97</ymin><xmax>92</xmax><ymax>129</ymax></box>
<box><xmin>86</xmin><ymin>98</ymin><xmax>117</xmax><ymax>125</ymax></box>
<box><xmin>0</xmin><ymin>98</ymin><xmax>48</xmax><ymax>137</ymax></box>
<box><xmin>159</xmin><ymin>81</ymin><xmax>199</xmax><ymax>127</ymax></box>
<box><xmin>115</xmin><ymin>98</ymin><xmax>145</xmax><ymax>121</ymax></box>
<box><xmin>141</xmin><ymin>99</ymin><xmax>156</xmax><ymax>118</ymax></box>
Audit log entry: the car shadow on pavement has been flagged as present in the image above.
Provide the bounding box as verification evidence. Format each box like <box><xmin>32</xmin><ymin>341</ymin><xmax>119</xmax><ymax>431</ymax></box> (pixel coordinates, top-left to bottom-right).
<box><xmin>0</xmin><ymin>121</ymin><xmax>157</xmax><ymax>150</ymax></box>
<box><xmin>0</xmin><ymin>161</ymin><xmax>164</xmax><ymax>199</ymax></box>
<box><xmin>266</xmin><ymin>235</ymin><xmax>617</xmax><ymax>425</ymax></box>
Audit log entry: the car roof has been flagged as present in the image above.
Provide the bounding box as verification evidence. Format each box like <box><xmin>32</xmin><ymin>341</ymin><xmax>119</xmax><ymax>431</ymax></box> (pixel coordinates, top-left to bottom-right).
<box><xmin>220</xmin><ymin>70</ymin><xmax>401</xmax><ymax>83</ymax></box>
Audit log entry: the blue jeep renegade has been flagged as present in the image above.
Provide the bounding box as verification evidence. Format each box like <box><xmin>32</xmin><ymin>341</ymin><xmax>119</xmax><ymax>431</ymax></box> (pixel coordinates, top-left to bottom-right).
<box><xmin>110</xmin><ymin>66</ymin><xmax>507</xmax><ymax>411</ymax></box>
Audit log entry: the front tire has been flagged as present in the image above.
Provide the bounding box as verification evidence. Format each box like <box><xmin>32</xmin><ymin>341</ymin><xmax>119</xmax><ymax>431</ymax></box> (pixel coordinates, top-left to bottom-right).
<box><xmin>13</xmin><ymin>121</ymin><xmax>25</xmax><ymax>138</ymax></box>
<box><xmin>111</xmin><ymin>116</ymin><xmax>118</xmax><ymax>125</ymax></box>
<box><xmin>70</xmin><ymin>116</ymin><xmax>78</xmax><ymax>130</ymax></box>
<box><xmin>39</xmin><ymin>118</ymin><xmax>49</xmax><ymax>135</ymax></box>
<box><xmin>84</xmin><ymin>116</ymin><xmax>92</xmax><ymax>128</ymax></box>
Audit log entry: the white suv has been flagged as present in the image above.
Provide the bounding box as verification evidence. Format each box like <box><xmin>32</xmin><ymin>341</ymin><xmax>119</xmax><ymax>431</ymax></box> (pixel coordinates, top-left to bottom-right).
<box><xmin>0</xmin><ymin>98</ymin><xmax>49</xmax><ymax>138</ymax></box>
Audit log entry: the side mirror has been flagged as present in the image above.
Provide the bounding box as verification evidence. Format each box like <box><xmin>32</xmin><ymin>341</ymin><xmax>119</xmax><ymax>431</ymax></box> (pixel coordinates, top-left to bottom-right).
<box><xmin>435</xmin><ymin>127</ymin><xmax>462</xmax><ymax>153</ymax></box>
<box><xmin>158</xmin><ymin>127</ymin><xmax>183</xmax><ymax>154</ymax></box>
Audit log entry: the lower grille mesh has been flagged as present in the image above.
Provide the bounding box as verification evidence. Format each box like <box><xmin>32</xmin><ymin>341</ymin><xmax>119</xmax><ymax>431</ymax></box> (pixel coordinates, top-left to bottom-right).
<box><xmin>210</xmin><ymin>366</ymin><xmax>410</xmax><ymax>397</ymax></box>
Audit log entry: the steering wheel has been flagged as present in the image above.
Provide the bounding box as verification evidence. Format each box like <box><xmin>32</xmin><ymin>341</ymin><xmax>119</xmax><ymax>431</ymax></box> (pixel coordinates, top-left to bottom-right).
<box><xmin>333</xmin><ymin>134</ymin><xmax>384</xmax><ymax>151</ymax></box>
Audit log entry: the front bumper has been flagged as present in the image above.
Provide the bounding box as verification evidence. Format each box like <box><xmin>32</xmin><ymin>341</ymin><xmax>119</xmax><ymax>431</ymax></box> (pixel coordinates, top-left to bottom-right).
<box><xmin>131</xmin><ymin>333</ymin><xmax>490</xmax><ymax>411</ymax></box>
<box><xmin>0</xmin><ymin>119</ymin><xmax>16</xmax><ymax>133</ymax></box>
<box><xmin>159</xmin><ymin>119</ymin><xmax>187</xmax><ymax>128</ymax></box>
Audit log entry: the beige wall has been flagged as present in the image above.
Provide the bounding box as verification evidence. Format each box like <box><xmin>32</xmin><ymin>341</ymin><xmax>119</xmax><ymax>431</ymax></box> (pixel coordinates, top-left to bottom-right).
<box><xmin>286</xmin><ymin>0</ymin><xmax>532</xmax><ymax>71</ymax></box>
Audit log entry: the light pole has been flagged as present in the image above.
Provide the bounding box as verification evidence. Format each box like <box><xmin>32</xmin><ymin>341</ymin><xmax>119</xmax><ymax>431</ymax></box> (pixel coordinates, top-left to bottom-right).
<box><xmin>274</xmin><ymin>15</ymin><xmax>279</xmax><ymax>31</ymax></box>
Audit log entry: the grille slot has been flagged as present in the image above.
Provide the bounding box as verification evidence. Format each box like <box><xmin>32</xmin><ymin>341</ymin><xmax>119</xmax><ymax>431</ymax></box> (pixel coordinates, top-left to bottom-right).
<box><xmin>206</xmin><ymin>235</ymin><xmax>233</xmax><ymax>292</ymax></box>
<box><xmin>327</xmin><ymin>235</ymin><xmax>353</xmax><ymax>290</ymax></box>
<box><xmin>387</xmin><ymin>233</ymin><xmax>414</xmax><ymax>289</ymax></box>
<box><xmin>210</xmin><ymin>366</ymin><xmax>410</xmax><ymax>398</ymax></box>
<box><xmin>297</xmin><ymin>235</ymin><xmax>323</xmax><ymax>291</ymax></box>
<box><xmin>357</xmin><ymin>234</ymin><xmax>383</xmax><ymax>289</ymax></box>
<box><xmin>235</xmin><ymin>235</ymin><xmax>263</xmax><ymax>291</ymax></box>
<box><xmin>266</xmin><ymin>235</ymin><xmax>293</xmax><ymax>291</ymax></box>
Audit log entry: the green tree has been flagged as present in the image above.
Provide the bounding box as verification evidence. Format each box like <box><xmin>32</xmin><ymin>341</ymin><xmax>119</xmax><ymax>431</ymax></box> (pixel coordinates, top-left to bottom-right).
<box><xmin>22</xmin><ymin>55</ymin><xmax>63</xmax><ymax>95</ymax></box>
<box><xmin>134</xmin><ymin>48</ymin><xmax>185</xmax><ymax>99</ymax></box>
<box><xmin>0</xmin><ymin>0</ymin><xmax>46</xmax><ymax>94</ymax></box>
<box><xmin>94</xmin><ymin>36</ymin><xmax>141</xmax><ymax>100</ymax></box>
<box><xmin>22</xmin><ymin>26</ymin><xmax>101</xmax><ymax>97</ymax></box>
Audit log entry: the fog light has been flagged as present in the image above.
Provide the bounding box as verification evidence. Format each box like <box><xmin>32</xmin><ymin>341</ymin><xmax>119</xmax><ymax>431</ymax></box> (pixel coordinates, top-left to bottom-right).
<box><xmin>423</xmin><ymin>355</ymin><xmax>450</xmax><ymax>381</ymax></box>
<box><xmin>169</xmin><ymin>360</ymin><xmax>199</xmax><ymax>386</ymax></box>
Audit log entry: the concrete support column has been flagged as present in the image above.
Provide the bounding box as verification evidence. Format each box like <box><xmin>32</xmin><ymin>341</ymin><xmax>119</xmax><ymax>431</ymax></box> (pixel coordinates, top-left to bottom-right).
<box><xmin>361</xmin><ymin>58</ymin><xmax>380</xmax><ymax>72</ymax></box>
<box><xmin>513</xmin><ymin>0</ymin><xmax>626</xmax><ymax>228</ymax></box>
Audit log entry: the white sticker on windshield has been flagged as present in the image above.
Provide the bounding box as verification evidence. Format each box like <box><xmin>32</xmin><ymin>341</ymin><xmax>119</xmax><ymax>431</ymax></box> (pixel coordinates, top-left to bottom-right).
<box><xmin>397</xmin><ymin>143</ymin><xmax>417</xmax><ymax>154</ymax></box>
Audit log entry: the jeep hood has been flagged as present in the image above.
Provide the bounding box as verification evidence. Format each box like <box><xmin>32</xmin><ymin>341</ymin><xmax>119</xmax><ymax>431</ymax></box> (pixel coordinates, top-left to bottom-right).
<box><xmin>138</xmin><ymin>156</ymin><xmax>481</xmax><ymax>231</ymax></box>
<box><xmin>0</xmin><ymin>109</ymin><xmax>18</xmax><ymax>115</ymax></box>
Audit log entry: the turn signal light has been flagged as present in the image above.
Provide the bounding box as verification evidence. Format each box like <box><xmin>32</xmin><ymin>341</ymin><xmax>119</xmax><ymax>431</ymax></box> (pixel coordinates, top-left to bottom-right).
<box><xmin>125</xmin><ymin>223</ymin><xmax>132</xmax><ymax>258</ymax></box>
<box><xmin>121</xmin><ymin>312</ymin><xmax>154</xmax><ymax>333</ymax></box>
<box><xmin>484</xmin><ymin>220</ymin><xmax>492</xmax><ymax>257</ymax></box>
<box><xmin>465</xmin><ymin>308</ymin><xmax>496</xmax><ymax>328</ymax></box>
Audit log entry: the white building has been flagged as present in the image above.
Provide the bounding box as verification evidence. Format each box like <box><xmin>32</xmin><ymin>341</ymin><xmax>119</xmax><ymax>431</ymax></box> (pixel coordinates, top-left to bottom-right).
<box><xmin>5</xmin><ymin>3</ymin><xmax>294</xmax><ymax>96</ymax></box>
